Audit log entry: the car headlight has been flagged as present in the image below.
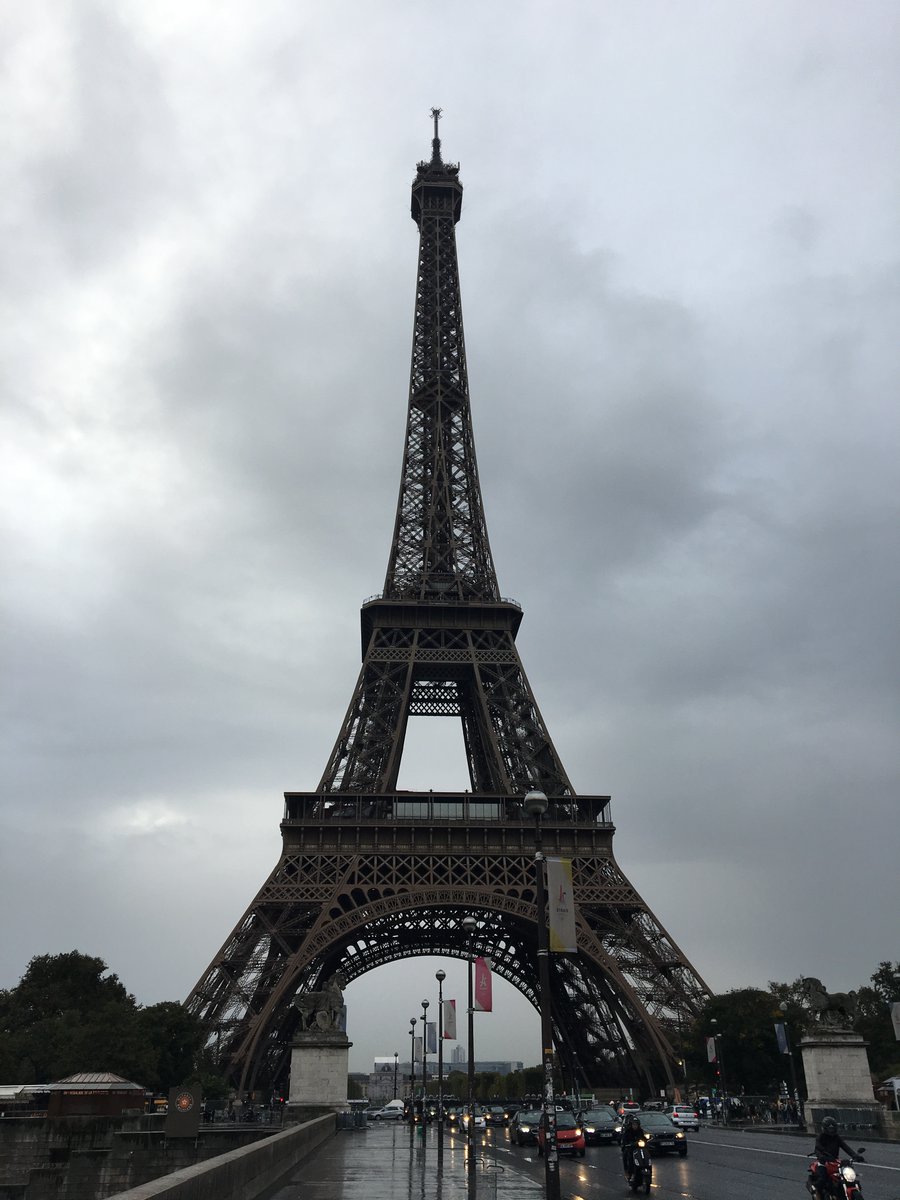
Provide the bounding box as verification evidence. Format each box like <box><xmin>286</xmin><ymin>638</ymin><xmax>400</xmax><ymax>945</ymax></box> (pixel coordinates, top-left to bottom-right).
<box><xmin>585</xmin><ymin>1125</ymin><xmax>595</xmax><ymax>1133</ymax></box>
<box><xmin>676</xmin><ymin>1131</ymin><xmax>685</xmax><ymax>1140</ymax></box>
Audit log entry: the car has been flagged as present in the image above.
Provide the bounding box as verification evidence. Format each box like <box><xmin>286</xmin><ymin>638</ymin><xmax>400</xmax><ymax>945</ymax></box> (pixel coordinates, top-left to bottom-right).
<box><xmin>641</xmin><ymin>1099</ymin><xmax>665</xmax><ymax>1112</ymax></box>
<box><xmin>461</xmin><ymin>1106</ymin><xmax>486</xmax><ymax>1131</ymax></box>
<box><xmin>485</xmin><ymin>1105</ymin><xmax>507</xmax><ymax>1126</ymax></box>
<box><xmin>537</xmin><ymin>1111</ymin><xmax>586</xmax><ymax>1158</ymax></box>
<box><xmin>371</xmin><ymin>1100</ymin><xmax>405</xmax><ymax>1120</ymax></box>
<box><xmin>666</xmin><ymin>1104</ymin><xmax>700</xmax><ymax>1131</ymax></box>
<box><xmin>616</xmin><ymin>1100</ymin><xmax>642</xmax><ymax>1119</ymax></box>
<box><xmin>510</xmin><ymin>1109</ymin><xmax>542</xmax><ymax>1145</ymax></box>
<box><xmin>577</xmin><ymin>1108</ymin><xmax>621</xmax><ymax>1145</ymax></box>
<box><xmin>633</xmin><ymin>1111</ymin><xmax>688</xmax><ymax>1156</ymax></box>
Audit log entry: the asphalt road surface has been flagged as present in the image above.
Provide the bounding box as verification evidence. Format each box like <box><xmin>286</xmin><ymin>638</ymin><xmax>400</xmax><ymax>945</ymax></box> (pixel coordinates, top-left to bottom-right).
<box><xmin>482</xmin><ymin>1124</ymin><xmax>900</xmax><ymax>1200</ymax></box>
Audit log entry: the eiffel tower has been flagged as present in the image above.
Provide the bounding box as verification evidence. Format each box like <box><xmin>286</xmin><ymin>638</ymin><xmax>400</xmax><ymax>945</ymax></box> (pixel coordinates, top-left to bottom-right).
<box><xmin>186</xmin><ymin>112</ymin><xmax>709</xmax><ymax>1095</ymax></box>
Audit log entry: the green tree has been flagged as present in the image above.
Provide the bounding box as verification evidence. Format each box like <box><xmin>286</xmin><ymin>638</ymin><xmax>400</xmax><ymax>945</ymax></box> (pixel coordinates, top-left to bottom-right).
<box><xmin>2</xmin><ymin>952</ymin><xmax>140</xmax><ymax>1082</ymax></box>
<box><xmin>854</xmin><ymin>961</ymin><xmax>900</xmax><ymax>1080</ymax></box>
<box><xmin>0</xmin><ymin>951</ymin><xmax>205</xmax><ymax>1092</ymax></box>
<box><xmin>684</xmin><ymin>988</ymin><xmax>804</xmax><ymax>1097</ymax></box>
<box><xmin>137</xmin><ymin>1002</ymin><xmax>205</xmax><ymax>1092</ymax></box>
<box><xmin>446</xmin><ymin>1069</ymin><xmax>468</xmax><ymax>1099</ymax></box>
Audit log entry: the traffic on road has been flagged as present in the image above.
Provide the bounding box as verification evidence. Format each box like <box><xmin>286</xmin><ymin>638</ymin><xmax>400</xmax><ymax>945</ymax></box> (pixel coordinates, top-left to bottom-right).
<box><xmin>441</xmin><ymin>1118</ymin><xmax>900</xmax><ymax>1199</ymax></box>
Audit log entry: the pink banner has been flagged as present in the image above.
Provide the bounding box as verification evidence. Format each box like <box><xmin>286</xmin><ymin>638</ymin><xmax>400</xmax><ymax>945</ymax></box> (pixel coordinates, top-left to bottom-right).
<box><xmin>474</xmin><ymin>956</ymin><xmax>493</xmax><ymax>1011</ymax></box>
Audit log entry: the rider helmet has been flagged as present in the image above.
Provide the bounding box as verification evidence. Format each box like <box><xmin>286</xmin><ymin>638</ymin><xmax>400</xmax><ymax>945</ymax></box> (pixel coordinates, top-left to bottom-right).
<box><xmin>821</xmin><ymin>1116</ymin><xmax>838</xmax><ymax>1133</ymax></box>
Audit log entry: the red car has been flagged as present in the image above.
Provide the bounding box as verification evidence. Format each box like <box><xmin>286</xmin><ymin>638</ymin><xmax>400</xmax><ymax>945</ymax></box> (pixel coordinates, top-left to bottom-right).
<box><xmin>537</xmin><ymin>1112</ymin><xmax>586</xmax><ymax>1157</ymax></box>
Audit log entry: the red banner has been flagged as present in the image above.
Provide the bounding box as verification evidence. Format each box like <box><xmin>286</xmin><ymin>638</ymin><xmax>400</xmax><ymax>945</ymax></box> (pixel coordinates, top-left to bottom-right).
<box><xmin>474</xmin><ymin>956</ymin><xmax>493</xmax><ymax>1011</ymax></box>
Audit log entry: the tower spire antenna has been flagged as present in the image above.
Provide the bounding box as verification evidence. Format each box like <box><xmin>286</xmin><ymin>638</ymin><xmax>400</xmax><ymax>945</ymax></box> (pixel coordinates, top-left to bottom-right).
<box><xmin>430</xmin><ymin>105</ymin><xmax>443</xmax><ymax>163</ymax></box>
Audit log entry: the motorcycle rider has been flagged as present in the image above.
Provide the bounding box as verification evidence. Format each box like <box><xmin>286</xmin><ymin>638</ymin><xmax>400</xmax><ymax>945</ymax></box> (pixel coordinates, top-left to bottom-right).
<box><xmin>812</xmin><ymin>1116</ymin><xmax>860</xmax><ymax>1197</ymax></box>
<box><xmin>621</xmin><ymin>1113</ymin><xmax>646</xmax><ymax>1180</ymax></box>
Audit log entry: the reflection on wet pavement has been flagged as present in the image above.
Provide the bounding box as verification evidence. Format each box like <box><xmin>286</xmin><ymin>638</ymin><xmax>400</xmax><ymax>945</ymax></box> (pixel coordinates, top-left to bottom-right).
<box><xmin>265</xmin><ymin>1121</ymin><xmax>543</xmax><ymax>1200</ymax></box>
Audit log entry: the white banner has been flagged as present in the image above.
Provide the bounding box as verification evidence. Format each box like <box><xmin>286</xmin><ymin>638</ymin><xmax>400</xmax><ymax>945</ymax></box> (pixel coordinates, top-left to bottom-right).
<box><xmin>443</xmin><ymin>998</ymin><xmax>457</xmax><ymax>1040</ymax></box>
<box><xmin>706</xmin><ymin>1036</ymin><xmax>717</xmax><ymax>1063</ymax></box>
<box><xmin>892</xmin><ymin>1001</ymin><xmax>900</xmax><ymax>1041</ymax></box>
<box><xmin>547</xmin><ymin>857</ymin><xmax>578</xmax><ymax>952</ymax></box>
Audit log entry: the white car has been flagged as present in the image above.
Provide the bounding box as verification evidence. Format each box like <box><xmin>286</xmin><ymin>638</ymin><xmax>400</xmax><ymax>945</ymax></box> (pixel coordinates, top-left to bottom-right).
<box><xmin>666</xmin><ymin>1104</ymin><xmax>700</xmax><ymax>1131</ymax></box>
<box><xmin>372</xmin><ymin>1101</ymin><xmax>405</xmax><ymax>1120</ymax></box>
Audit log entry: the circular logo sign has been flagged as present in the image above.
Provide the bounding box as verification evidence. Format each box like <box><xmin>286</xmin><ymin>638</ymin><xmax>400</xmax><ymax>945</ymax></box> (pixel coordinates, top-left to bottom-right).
<box><xmin>175</xmin><ymin>1091</ymin><xmax>195</xmax><ymax>1113</ymax></box>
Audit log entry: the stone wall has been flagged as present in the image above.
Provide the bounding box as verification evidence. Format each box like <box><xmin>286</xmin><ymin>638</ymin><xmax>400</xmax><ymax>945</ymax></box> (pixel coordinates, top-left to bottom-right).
<box><xmin>104</xmin><ymin>1115</ymin><xmax>334</xmax><ymax>1200</ymax></box>
<box><xmin>0</xmin><ymin>1115</ymin><xmax>309</xmax><ymax>1200</ymax></box>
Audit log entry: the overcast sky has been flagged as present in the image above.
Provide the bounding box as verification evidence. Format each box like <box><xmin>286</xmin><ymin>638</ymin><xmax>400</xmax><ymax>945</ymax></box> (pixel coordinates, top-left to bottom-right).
<box><xmin>2</xmin><ymin>2</ymin><xmax>898</xmax><ymax>1076</ymax></box>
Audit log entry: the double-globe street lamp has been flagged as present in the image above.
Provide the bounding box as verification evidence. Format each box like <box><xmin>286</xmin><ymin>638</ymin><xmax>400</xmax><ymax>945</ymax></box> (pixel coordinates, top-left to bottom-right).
<box><xmin>524</xmin><ymin>789</ymin><xmax>561</xmax><ymax>1200</ymax></box>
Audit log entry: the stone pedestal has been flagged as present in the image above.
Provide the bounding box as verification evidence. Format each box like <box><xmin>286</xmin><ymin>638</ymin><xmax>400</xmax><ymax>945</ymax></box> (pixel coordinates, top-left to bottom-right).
<box><xmin>800</xmin><ymin>1028</ymin><xmax>880</xmax><ymax>1131</ymax></box>
<box><xmin>286</xmin><ymin>1030</ymin><xmax>353</xmax><ymax>1119</ymax></box>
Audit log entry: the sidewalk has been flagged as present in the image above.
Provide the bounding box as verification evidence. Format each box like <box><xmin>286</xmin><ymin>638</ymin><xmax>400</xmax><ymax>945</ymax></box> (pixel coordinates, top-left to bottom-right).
<box><xmin>265</xmin><ymin>1121</ymin><xmax>544</xmax><ymax>1200</ymax></box>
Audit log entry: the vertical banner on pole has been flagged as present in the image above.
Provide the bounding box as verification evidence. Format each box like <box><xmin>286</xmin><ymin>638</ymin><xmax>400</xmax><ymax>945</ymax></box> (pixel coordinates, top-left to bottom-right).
<box><xmin>426</xmin><ymin>1021</ymin><xmax>437</xmax><ymax>1054</ymax></box>
<box><xmin>891</xmin><ymin>1001</ymin><xmax>900</xmax><ymax>1040</ymax></box>
<box><xmin>774</xmin><ymin>1023</ymin><xmax>790</xmax><ymax>1055</ymax></box>
<box><xmin>474</xmin><ymin>957</ymin><xmax>493</xmax><ymax>1011</ymax></box>
<box><xmin>546</xmin><ymin>858</ymin><xmax>578</xmax><ymax>952</ymax></box>
<box><xmin>443</xmin><ymin>999</ymin><xmax>457</xmax><ymax>1039</ymax></box>
<box><xmin>706</xmin><ymin>1037</ymin><xmax>717</xmax><ymax>1063</ymax></box>
<box><xmin>414</xmin><ymin>1035</ymin><xmax>423</xmax><ymax>1063</ymax></box>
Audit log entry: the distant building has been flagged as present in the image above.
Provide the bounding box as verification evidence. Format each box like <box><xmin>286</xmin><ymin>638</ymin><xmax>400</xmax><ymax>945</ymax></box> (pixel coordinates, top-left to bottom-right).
<box><xmin>46</xmin><ymin>1072</ymin><xmax>145</xmax><ymax>1118</ymax></box>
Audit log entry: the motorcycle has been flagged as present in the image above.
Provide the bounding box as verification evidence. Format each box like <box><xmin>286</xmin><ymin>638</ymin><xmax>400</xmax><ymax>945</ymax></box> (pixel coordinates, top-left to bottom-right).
<box><xmin>806</xmin><ymin>1149</ymin><xmax>866</xmax><ymax>1199</ymax></box>
<box><xmin>625</xmin><ymin>1135</ymin><xmax>653</xmax><ymax>1194</ymax></box>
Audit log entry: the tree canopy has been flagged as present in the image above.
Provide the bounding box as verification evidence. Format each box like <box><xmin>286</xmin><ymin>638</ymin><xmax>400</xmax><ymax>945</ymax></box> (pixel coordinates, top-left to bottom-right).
<box><xmin>681</xmin><ymin>961</ymin><xmax>900</xmax><ymax>1098</ymax></box>
<box><xmin>0</xmin><ymin>951</ymin><xmax>204</xmax><ymax>1092</ymax></box>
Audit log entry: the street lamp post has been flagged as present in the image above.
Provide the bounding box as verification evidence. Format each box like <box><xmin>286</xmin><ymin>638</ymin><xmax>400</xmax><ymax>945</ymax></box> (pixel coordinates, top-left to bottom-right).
<box><xmin>409</xmin><ymin>1017</ymin><xmax>417</xmax><ymax>1130</ymax></box>
<box><xmin>436</xmin><ymin>969</ymin><xmax>446</xmax><ymax>1133</ymax></box>
<box><xmin>393</xmin><ymin>1051</ymin><xmax>399</xmax><ymax>1100</ymax></box>
<box><xmin>462</xmin><ymin>914</ymin><xmax>478</xmax><ymax>1195</ymax></box>
<box><xmin>421</xmin><ymin>998</ymin><xmax>430</xmax><ymax>1123</ymax></box>
<box><xmin>710</xmin><ymin>1019</ymin><xmax>728</xmax><ymax>1126</ymax></box>
<box><xmin>524</xmin><ymin>789</ymin><xmax>561</xmax><ymax>1200</ymax></box>
<box><xmin>774</xmin><ymin>1012</ymin><xmax>806</xmax><ymax>1131</ymax></box>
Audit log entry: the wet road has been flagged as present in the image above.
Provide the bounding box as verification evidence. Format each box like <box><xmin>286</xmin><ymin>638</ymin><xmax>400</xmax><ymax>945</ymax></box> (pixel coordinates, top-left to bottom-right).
<box><xmin>266</xmin><ymin>1120</ymin><xmax>900</xmax><ymax>1200</ymax></box>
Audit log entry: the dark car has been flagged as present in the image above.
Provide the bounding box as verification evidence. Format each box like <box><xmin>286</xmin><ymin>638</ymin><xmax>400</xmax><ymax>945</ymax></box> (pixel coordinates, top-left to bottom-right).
<box><xmin>634</xmin><ymin>1111</ymin><xmax>688</xmax><ymax>1157</ymax></box>
<box><xmin>510</xmin><ymin>1108</ymin><xmax>543</xmax><ymax>1145</ymax></box>
<box><xmin>578</xmin><ymin>1107</ymin><xmax>621</xmax><ymax>1145</ymax></box>
<box><xmin>485</xmin><ymin>1105</ymin><xmax>507</xmax><ymax>1126</ymax></box>
<box><xmin>537</xmin><ymin>1111</ymin><xmax>586</xmax><ymax>1158</ymax></box>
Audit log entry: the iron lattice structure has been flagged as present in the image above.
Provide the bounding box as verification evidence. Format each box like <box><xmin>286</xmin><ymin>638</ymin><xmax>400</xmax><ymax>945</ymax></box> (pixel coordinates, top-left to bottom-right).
<box><xmin>186</xmin><ymin>115</ymin><xmax>709</xmax><ymax>1096</ymax></box>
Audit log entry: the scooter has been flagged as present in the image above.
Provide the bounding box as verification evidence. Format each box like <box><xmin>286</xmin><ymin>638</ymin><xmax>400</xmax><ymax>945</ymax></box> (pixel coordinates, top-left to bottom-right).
<box><xmin>626</xmin><ymin>1135</ymin><xmax>653</xmax><ymax>1194</ymax></box>
<box><xmin>806</xmin><ymin>1149</ymin><xmax>865</xmax><ymax>1199</ymax></box>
